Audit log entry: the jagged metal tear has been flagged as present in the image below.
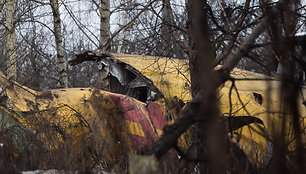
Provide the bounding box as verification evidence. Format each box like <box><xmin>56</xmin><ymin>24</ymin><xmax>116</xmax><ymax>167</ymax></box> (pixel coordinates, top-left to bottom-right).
<box><xmin>101</xmin><ymin>59</ymin><xmax>130</xmax><ymax>86</ymax></box>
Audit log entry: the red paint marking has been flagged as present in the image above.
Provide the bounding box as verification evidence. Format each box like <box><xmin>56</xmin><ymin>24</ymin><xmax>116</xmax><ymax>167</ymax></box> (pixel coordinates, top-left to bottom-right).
<box><xmin>129</xmin><ymin>134</ymin><xmax>155</xmax><ymax>151</ymax></box>
<box><xmin>109</xmin><ymin>94</ymin><xmax>159</xmax><ymax>147</ymax></box>
<box><xmin>146</xmin><ymin>102</ymin><xmax>167</xmax><ymax>130</ymax></box>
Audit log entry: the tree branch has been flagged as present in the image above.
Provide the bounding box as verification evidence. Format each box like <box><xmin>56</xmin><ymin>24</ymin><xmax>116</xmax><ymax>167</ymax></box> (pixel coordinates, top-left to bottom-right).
<box><xmin>110</xmin><ymin>1</ymin><xmax>154</xmax><ymax>41</ymax></box>
<box><xmin>143</xmin><ymin>1</ymin><xmax>280</xmax><ymax>159</ymax></box>
<box><xmin>61</xmin><ymin>0</ymin><xmax>99</xmax><ymax>48</ymax></box>
<box><xmin>163</xmin><ymin>0</ymin><xmax>190</xmax><ymax>53</ymax></box>
<box><xmin>213</xmin><ymin>0</ymin><xmax>251</xmax><ymax>67</ymax></box>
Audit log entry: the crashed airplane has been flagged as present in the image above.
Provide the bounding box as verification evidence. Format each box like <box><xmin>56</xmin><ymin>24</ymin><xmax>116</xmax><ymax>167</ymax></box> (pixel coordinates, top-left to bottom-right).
<box><xmin>0</xmin><ymin>52</ymin><xmax>305</xmax><ymax>170</ymax></box>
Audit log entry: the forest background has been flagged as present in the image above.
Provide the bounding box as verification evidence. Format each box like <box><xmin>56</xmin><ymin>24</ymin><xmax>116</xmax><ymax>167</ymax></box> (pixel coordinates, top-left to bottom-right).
<box><xmin>0</xmin><ymin>0</ymin><xmax>305</xmax><ymax>173</ymax></box>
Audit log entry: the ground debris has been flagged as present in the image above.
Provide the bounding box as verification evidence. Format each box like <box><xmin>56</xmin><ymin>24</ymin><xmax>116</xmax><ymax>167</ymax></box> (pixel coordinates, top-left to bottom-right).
<box><xmin>22</xmin><ymin>169</ymin><xmax>113</xmax><ymax>174</ymax></box>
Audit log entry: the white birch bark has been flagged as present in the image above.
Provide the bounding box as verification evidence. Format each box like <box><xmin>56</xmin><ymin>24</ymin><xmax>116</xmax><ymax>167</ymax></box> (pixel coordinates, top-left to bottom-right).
<box><xmin>50</xmin><ymin>0</ymin><xmax>68</xmax><ymax>88</ymax></box>
<box><xmin>99</xmin><ymin>0</ymin><xmax>110</xmax><ymax>52</ymax></box>
<box><xmin>5</xmin><ymin>0</ymin><xmax>17</xmax><ymax>80</ymax></box>
<box><xmin>117</xmin><ymin>6</ymin><xmax>128</xmax><ymax>53</ymax></box>
<box><xmin>96</xmin><ymin>0</ymin><xmax>110</xmax><ymax>90</ymax></box>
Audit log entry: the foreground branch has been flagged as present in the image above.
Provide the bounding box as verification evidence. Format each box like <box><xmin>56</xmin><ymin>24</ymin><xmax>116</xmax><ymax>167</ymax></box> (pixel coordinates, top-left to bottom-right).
<box><xmin>144</xmin><ymin>3</ymin><xmax>278</xmax><ymax>159</ymax></box>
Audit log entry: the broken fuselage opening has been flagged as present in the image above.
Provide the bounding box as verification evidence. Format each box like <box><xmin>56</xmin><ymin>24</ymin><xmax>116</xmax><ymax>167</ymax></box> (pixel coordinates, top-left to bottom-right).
<box><xmin>69</xmin><ymin>52</ymin><xmax>163</xmax><ymax>103</ymax></box>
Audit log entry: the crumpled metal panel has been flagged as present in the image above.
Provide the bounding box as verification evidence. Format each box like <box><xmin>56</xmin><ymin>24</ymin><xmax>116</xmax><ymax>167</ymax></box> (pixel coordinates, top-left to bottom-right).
<box><xmin>101</xmin><ymin>59</ymin><xmax>130</xmax><ymax>86</ymax></box>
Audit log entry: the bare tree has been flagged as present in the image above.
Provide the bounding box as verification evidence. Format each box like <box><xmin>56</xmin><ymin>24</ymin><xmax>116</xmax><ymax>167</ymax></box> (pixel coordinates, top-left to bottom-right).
<box><xmin>144</xmin><ymin>0</ymin><xmax>303</xmax><ymax>168</ymax></box>
<box><xmin>5</xmin><ymin>0</ymin><xmax>17</xmax><ymax>80</ymax></box>
<box><xmin>116</xmin><ymin>0</ymin><xmax>129</xmax><ymax>53</ymax></box>
<box><xmin>160</xmin><ymin>0</ymin><xmax>186</xmax><ymax>58</ymax></box>
<box><xmin>50</xmin><ymin>0</ymin><xmax>68</xmax><ymax>88</ymax></box>
<box><xmin>90</xmin><ymin>0</ymin><xmax>111</xmax><ymax>90</ymax></box>
<box><xmin>98</xmin><ymin>0</ymin><xmax>110</xmax><ymax>52</ymax></box>
<box><xmin>0</xmin><ymin>0</ymin><xmax>304</xmax><ymax>172</ymax></box>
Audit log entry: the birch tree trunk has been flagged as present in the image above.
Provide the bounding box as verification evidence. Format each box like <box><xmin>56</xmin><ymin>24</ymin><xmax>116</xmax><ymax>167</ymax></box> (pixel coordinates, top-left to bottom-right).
<box><xmin>96</xmin><ymin>0</ymin><xmax>110</xmax><ymax>90</ymax></box>
<box><xmin>5</xmin><ymin>0</ymin><xmax>17</xmax><ymax>80</ymax></box>
<box><xmin>50</xmin><ymin>0</ymin><xmax>68</xmax><ymax>88</ymax></box>
<box><xmin>117</xmin><ymin>1</ymin><xmax>128</xmax><ymax>53</ymax></box>
<box><xmin>99</xmin><ymin>0</ymin><xmax>110</xmax><ymax>52</ymax></box>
